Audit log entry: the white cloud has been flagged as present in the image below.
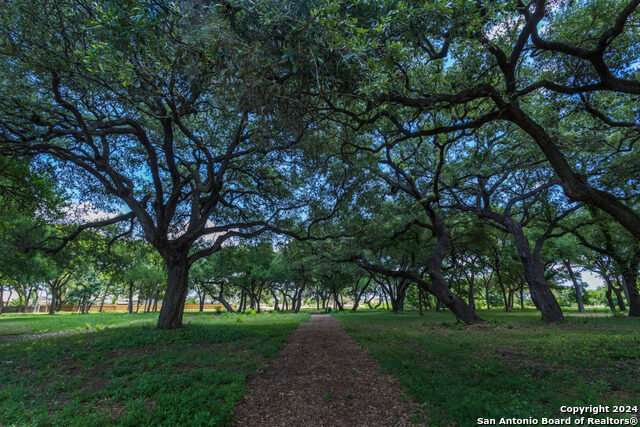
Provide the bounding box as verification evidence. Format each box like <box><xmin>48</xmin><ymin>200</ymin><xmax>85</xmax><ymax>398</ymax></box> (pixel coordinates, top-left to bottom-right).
<box><xmin>58</xmin><ymin>201</ymin><xmax>116</xmax><ymax>224</ymax></box>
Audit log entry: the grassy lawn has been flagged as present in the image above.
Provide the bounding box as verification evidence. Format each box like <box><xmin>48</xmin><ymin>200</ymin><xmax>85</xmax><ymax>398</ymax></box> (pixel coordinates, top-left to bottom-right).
<box><xmin>0</xmin><ymin>311</ymin><xmax>159</xmax><ymax>336</ymax></box>
<box><xmin>334</xmin><ymin>310</ymin><xmax>640</xmax><ymax>426</ymax></box>
<box><xmin>0</xmin><ymin>312</ymin><xmax>308</xmax><ymax>426</ymax></box>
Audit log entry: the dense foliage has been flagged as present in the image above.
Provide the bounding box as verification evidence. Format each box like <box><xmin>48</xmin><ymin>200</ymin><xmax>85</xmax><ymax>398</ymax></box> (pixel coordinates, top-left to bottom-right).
<box><xmin>0</xmin><ymin>0</ymin><xmax>639</xmax><ymax>326</ymax></box>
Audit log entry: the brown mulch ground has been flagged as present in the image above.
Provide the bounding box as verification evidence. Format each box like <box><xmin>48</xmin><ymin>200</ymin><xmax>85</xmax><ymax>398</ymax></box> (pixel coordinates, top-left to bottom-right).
<box><xmin>232</xmin><ymin>314</ymin><xmax>422</xmax><ymax>427</ymax></box>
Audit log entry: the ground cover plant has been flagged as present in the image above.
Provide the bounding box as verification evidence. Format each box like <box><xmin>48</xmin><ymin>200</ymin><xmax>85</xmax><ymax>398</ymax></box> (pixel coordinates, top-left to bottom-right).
<box><xmin>0</xmin><ymin>312</ymin><xmax>308</xmax><ymax>426</ymax></box>
<box><xmin>1</xmin><ymin>0</ymin><xmax>640</xmax><ymax>424</ymax></box>
<box><xmin>334</xmin><ymin>310</ymin><xmax>640</xmax><ymax>426</ymax></box>
<box><xmin>0</xmin><ymin>312</ymin><xmax>157</xmax><ymax>337</ymax></box>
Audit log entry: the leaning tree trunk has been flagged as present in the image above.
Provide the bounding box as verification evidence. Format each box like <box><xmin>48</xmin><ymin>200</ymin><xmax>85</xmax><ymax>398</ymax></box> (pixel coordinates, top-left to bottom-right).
<box><xmin>613</xmin><ymin>283</ymin><xmax>627</xmax><ymax>311</ymax></box>
<box><xmin>423</xmin><ymin>216</ymin><xmax>484</xmax><ymax>324</ymax></box>
<box><xmin>505</xmin><ymin>104</ymin><xmax>640</xmax><ymax>240</ymax></box>
<box><xmin>216</xmin><ymin>295</ymin><xmax>235</xmax><ymax>313</ymax></box>
<box><xmin>157</xmin><ymin>255</ymin><xmax>190</xmax><ymax>329</ymax></box>
<box><xmin>351</xmin><ymin>291</ymin><xmax>363</xmax><ymax>312</ymax></box>
<box><xmin>622</xmin><ymin>270</ymin><xmax>640</xmax><ymax>317</ymax></box>
<box><xmin>333</xmin><ymin>291</ymin><xmax>343</xmax><ymax>311</ymax></box>
<box><xmin>293</xmin><ymin>284</ymin><xmax>304</xmax><ymax>313</ymax></box>
<box><xmin>563</xmin><ymin>261</ymin><xmax>585</xmax><ymax>313</ymax></box>
<box><xmin>508</xmin><ymin>223</ymin><xmax>564</xmax><ymax>322</ymax></box>
<box><xmin>99</xmin><ymin>284</ymin><xmax>109</xmax><ymax>312</ymax></box>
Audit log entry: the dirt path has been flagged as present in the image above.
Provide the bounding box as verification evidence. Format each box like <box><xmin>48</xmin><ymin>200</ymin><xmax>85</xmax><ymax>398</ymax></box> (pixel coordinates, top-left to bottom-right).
<box><xmin>232</xmin><ymin>314</ymin><xmax>421</xmax><ymax>426</ymax></box>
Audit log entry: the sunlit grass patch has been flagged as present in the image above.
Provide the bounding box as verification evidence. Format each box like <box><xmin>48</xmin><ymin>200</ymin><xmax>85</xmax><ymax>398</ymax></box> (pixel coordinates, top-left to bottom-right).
<box><xmin>334</xmin><ymin>310</ymin><xmax>640</xmax><ymax>426</ymax></box>
<box><xmin>0</xmin><ymin>312</ymin><xmax>308</xmax><ymax>426</ymax></box>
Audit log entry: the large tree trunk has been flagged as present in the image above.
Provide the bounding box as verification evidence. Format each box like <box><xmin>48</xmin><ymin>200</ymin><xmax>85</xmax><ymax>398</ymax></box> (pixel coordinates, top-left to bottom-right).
<box><xmin>333</xmin><ymin>291</ymin><xmax>343</xmax><ymax>311</ymax></box>
<box><xmin>0</xmin><ymin>285</ymin><xmax>3</xmax><ymax>315</ymax></box>
<box><xmin>23</xmin><ymin>290</ymin><xmax>31</xmax><ymax>313</ymax></box>
<box><xmin>563</xmin><ymin>261</ymin><xmax>585</xmax><ymax>313</ymax></box>
<box><xmin>622</xmin><ymin>270</ymin><xmax>640</xmax><ymax>317</ymax></box>
<box><xmin>271</xmin><ymin>289</ymin><xmax>279</xmax><ymax>311</ymax></box>
<box><xmin>423</xmin><ymin>217</ymin><xmax>483</xmax><ymax>324</ymax></box>
<box><xmin>508</xmin><ymin>223</ymin><xmax>564</xmax><ymax>322</ymax></box>
<box><xmin>218</xmin><ymin>295</ymin><xmax>235</xmax><ymax>313</ymax></box>
<box><xmin>49</xmin><ymin>286</ymin><xmax>56</xmax><ymax>315</ymax></box>
<box><xmin>239</xmin><ymin>291</ymin><xmax>246</xmax><ymax>312</ymax></box>
<box><xmin>468</xmin><ymin>275</ymin><xmax>476</xmax><ymax>310</ymax></box>
<box><xmin>127</xmin><ymin>283</ymin><xmax>134</xmax><ymax>314</ymax></box>
<box><xmin>293</xmin><ymin>284</ymin><xmax>304</xmax><ymax>313</ymax></box>
<box><xmin>605</xmin><ymin>281</ymin><xmax>617</xmax><ymax>311</ymax></box>
<box><xmin>157</xmin><ymin>255</ymin><xmax>190</xmax><ymax>329</ymax></box>
<box><xmin>612</xmin><ymin>282</ymin><xmax>627</xmax><ymax>311</ymax></box>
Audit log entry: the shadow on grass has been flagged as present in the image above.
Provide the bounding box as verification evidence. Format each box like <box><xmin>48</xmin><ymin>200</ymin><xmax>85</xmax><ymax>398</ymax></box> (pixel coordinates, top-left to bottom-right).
<box><xmin>333</xmin><ymin>310</ymin><xmax>640</xmax><ymax>426</ymax></box>
<box><xmin>0</xmin><ymin>312</ymin><xmax>309</xmax><ymax>426</ymax></box>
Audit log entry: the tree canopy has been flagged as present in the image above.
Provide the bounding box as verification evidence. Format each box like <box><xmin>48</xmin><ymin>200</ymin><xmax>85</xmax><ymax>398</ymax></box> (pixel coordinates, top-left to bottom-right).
<box><xmin>1</xmin><ymin>0</ymin><xmax>639</xmax><ymax>327</ymax></box>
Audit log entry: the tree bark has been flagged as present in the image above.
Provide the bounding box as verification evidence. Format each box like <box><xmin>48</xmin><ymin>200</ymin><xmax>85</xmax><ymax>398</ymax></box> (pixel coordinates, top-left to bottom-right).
<box><xmin>563</xmin><ymin>261</ymin><xmax>585</xmax><ymax>313</ymax></box>
<box><xmin>0</xmin><ymin>285</ymin><xmax>3</xmax><ymax>315</ymax></box>
<box><xmin>622</xmin><ymin>270</ymin><xmax>640</xmax><ymax>317</ymax></box>
<box><xmin>333</xmin><ymin>290</ymin><xmax>343</xmax><ymax>311</ymax></box>
<box><xmin>504</xmin><ymin>104</ymin><xmax>640</xmax><ymax>240</ymax></box>
<box><xmin>382</xmin><ymin>291</ymin><xmax>389</xmax><ymax>310</ymax></box>
<box><xmin>507</xmin><ymin>222</ymin><xmax>564</xmax><ymax>322</ymax></box>
<box><xmin>127</xmin><ymin>283</ymin><xmax>134</xmax><ymax>314</ymax></box>
<box><xmin>468</xmin><ymin>275</ymin><xmax>476</xmax><ymax>310</ymax></box>
<box><xmin>612</xmin><ymin>281</ymin><xmax>627</xmax><ymax>311</ymax></box>
<box><xmin>209</xmin><ymin>291</ymin><xmax>235</xmax><ymax>313</ymax></box>
<box><xmin>49</xmin><ymin>287</ymin><xmax>56</xmax><ymax>315</ymax></box>
<box><xmin>485</xmin><ymin>284</ymin><xmax>491</xmax><ymax>310</ymax></box>
<box><xmin>219</xmin><ymin>296</ymin><xmax>235</xmax><ymax>313</ymax></box>
<box><xmin>157</xmin><ymin>255</ymin><xmax>190</xmax><ymax>329</ymax></box>
<box><xmin>293</xmin><ymin>284</ymin><xmax>304</xmax><ymax>313</ymax></box>
<box><xmin>99</xmin><ymin>284</ymin><xmax>109</xmax><ymax>313</ymax></box>
<box><xmin>495</xmin><ymin>263</ymin><xmax>509</xmax><ymax>312</ymax></box>
<box><xmin>605</xmin><ymin>282</ymin><xmax>617</xmax><ymax>312</ymax></box>
<box><xmin>423</xmin><ymin>218</ymin><xmax>483</xmax><ymax>323</ymax></box>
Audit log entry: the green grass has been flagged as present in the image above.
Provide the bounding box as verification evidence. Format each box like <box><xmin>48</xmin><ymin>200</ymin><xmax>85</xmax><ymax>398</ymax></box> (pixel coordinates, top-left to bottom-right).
<box><xmin>333</xmin><ymin>310</ymin><xmax>640</xmax><ymax>426</ymax></box>
<box><xmin>0</xmin><ymin>311</ymin><xmax>309</xmax><ymax>426</ymax></box>
<box><xmin>0</xmin><ymin>311</ymin><xmax>159</xmax><ymax>336</ymax></box>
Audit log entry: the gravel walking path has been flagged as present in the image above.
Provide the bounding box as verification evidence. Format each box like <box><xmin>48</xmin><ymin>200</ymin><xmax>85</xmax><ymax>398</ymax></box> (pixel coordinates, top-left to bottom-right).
<box><xmin>232</xmin><ymin>314</ymin><xmax>421</xmax><ymax>426</ymax></box>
